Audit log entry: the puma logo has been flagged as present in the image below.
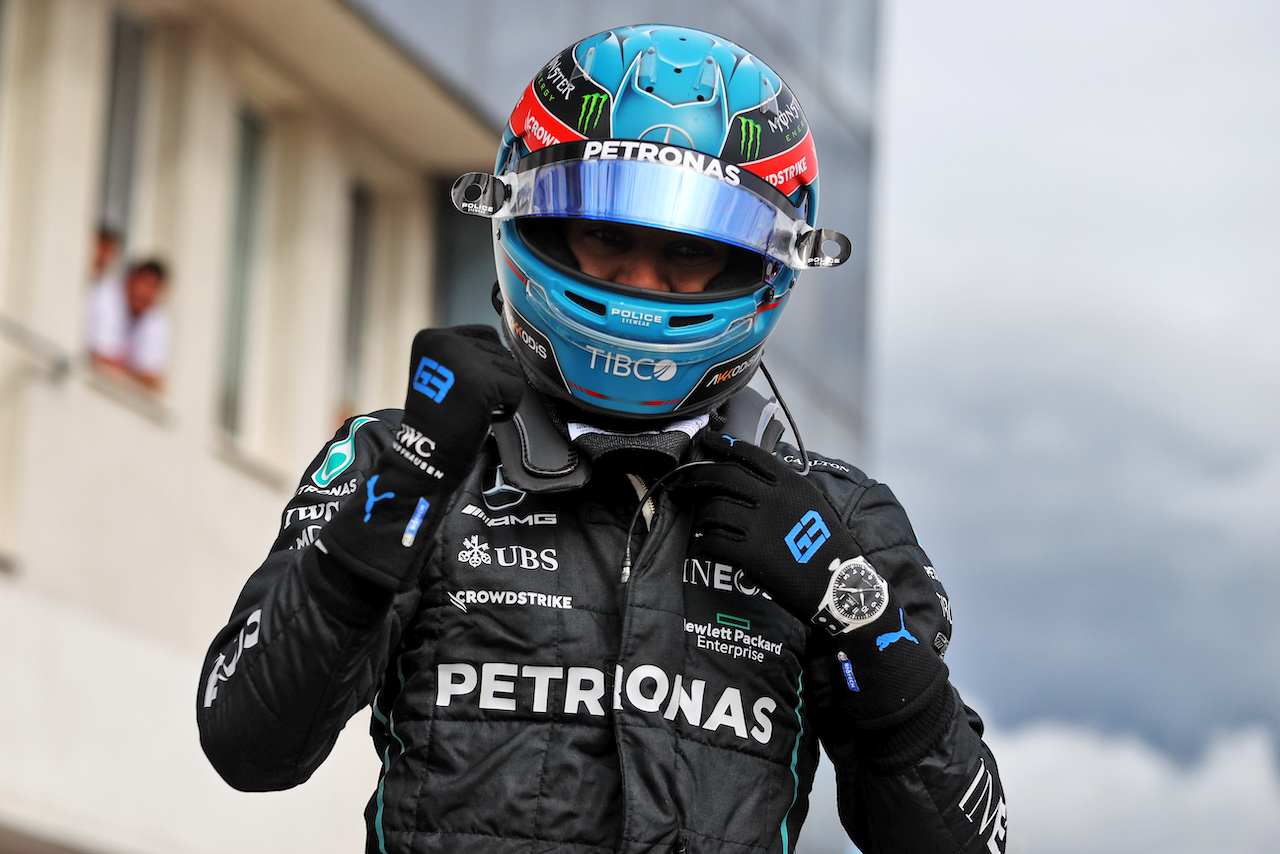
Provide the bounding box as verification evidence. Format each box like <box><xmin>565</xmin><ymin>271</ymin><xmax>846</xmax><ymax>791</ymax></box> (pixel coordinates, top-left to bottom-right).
<box><xmin>875</xmin><ymin>609</ymin><xmax>919</xmax><ymax>651</ymax></box>
<box><xmin>364</xmin><ymin>475</ymin><xmax>395</xmax><ymax>522</ymax></box>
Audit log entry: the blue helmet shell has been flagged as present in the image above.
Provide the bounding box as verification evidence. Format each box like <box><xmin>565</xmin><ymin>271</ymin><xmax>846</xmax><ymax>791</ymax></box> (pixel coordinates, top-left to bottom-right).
<box><xmin>492</xmin><ymin>24</ymin><xmax>824</xmax><ymax>420</ymax></box>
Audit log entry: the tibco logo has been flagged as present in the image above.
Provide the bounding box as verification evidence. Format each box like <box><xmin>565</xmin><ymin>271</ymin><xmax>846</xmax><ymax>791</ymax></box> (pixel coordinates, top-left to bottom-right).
<box><xmin>586</xmin><ymin>346</ymin><xmax>676</xmax><ymax>381</ymax></box>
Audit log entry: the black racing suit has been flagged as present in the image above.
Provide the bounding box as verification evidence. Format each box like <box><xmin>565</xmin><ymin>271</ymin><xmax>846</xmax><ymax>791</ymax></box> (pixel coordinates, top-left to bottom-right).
<box><xmin>197</xmin><ymin>401</ymin><xmax>1007</xmax><ymax>854</ymax></box>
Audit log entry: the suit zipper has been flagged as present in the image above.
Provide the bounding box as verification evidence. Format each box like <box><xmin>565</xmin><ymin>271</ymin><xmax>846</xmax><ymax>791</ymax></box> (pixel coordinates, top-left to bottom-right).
<box><xmin>621</xmin><ymin>473</ymin><xmax>656</xmax><ymax>583</ymax></box>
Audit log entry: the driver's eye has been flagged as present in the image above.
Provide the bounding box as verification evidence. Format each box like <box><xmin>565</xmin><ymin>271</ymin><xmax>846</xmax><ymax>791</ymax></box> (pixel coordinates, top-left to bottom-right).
<box><xmin>584</xmin><ymin>226</ymin><xmax>631</xmax><ymax>250</ymax></box>
<box><xmin>668</xmin><ymin>241</ymin><xmax>714</xmax><ymax>261</ymax></box>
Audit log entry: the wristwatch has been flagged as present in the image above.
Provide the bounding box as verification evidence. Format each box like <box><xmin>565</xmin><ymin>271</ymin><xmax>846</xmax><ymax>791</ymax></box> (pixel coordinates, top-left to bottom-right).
<box><xmin>812</xmin><ymin>556</ymin><xmax>889</xmax><ymax>635</ymax></box>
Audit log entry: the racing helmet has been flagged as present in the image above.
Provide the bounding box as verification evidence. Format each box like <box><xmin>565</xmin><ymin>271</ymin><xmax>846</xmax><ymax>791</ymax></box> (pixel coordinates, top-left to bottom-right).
<box><xmin>452</xmin><ymin>24</ymin><xmax>849</xmax><ymax>420</ymax></box>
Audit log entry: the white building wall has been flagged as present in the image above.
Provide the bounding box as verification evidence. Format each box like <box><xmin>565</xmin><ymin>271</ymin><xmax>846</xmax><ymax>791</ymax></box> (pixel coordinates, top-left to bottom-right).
<box><xmin>0</xmin><ymin>1</ymin><xmax>496</xmax><ymax>851</ymax></box>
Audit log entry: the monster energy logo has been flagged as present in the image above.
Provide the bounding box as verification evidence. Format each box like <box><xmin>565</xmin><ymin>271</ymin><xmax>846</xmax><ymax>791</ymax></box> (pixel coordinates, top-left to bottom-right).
<box><xmin>738</xmin><ymin>117</ymin><xmax>761</xmax><ymax>160</ymax></box>
<box><xmin>578</xmin><ymin>93</ymin><xmax>608</xmax><ymax>132</ymax></box>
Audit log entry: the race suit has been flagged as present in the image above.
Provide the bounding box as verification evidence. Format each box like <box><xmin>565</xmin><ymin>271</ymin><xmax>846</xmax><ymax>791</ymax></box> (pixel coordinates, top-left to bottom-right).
<box><xmin>197</xmin><ymin>400</ymin><xmax>1008</xmax><ymax>854</ymax></box>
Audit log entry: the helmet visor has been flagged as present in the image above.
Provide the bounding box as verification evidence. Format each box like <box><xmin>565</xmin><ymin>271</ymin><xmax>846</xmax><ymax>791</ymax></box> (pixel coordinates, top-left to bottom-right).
<box><xmin>452</xmin><ymin>141</ymin><xmax>849</xmax><ymax>269</ymax></box>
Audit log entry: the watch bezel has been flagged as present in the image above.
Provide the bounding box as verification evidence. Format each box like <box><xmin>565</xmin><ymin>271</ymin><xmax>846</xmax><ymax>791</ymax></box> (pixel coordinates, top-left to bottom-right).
<box><xmin>814</xmin><ymin>555</ymin><xmax>888</xmax><ymax>634</ymax></box>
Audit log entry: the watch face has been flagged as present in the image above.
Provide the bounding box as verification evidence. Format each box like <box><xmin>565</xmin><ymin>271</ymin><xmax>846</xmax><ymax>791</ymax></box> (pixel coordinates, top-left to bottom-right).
<box><xmin>829</xmin><ymin>557</ymin><xmax>888</xmax><ymax>624</ymax></box>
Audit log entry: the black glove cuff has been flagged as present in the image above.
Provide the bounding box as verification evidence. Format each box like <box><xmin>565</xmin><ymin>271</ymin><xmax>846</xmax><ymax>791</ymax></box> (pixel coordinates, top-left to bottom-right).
<box><xmin>828</xmin><ymin>623</ymin><xmax>951</xmax><ymax>730</ymax></box>
<box><xmin>851</xmin><ymin>679</ymin><xmax>955</xmax><ymax>774</ymax></box>
<box><xmin>315</xmin><ymin>524</ymin><xmax>429</xmax><ymax>593</ymax></box>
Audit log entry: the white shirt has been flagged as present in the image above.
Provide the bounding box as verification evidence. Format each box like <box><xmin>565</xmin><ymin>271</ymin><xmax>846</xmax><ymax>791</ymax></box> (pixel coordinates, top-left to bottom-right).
<box><xmin>86</xmin><ymin>273</ymin><xmax>170</xmax><ymax>376</ymax></box>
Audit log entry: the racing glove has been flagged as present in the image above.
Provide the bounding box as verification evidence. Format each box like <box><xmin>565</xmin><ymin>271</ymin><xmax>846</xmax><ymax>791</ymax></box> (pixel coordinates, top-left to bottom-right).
<box><xmin>318</xmin><ymin>326</ymin><xmax>525</xmax><ymax>591</ymax></box>
<box><xmin>678</xmin><ymin>434</ymin><xmax>948</xmax><ymax>730</ymax></box>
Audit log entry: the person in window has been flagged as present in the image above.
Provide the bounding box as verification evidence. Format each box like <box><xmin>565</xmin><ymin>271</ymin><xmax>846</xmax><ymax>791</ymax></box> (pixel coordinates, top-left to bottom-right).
<box><xmin>86</xmin><ymin>256</ymin><xmax>170</xmax><ymax>390</ymax></box>
<box><xmin>198</xmin><ymin>25</ymin><xmax>1006</xmax><ymax>854</ymax></box>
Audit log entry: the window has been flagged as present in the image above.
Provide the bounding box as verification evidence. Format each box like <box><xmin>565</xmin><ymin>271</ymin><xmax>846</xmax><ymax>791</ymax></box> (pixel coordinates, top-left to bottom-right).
<box><xmin>218</xmin><ymin>108</ymin><xmax>266</xmax><ymax>435</ymax></box>
<box><xmin>98</xmin><ymin>10</ymin><xmax>149</xmax><ymax>243</ymax></box>
<box><xmin>339</xmin><ymin>182</ymin><xmax>374</xmax><ymax>419</ymax></box>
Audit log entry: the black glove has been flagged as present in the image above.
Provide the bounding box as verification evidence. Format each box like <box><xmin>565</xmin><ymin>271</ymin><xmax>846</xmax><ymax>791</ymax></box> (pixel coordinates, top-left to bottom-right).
<box><xmin>319</xmin><ymin>326</ymin><xmax>525</xmax><ymax>590</ymax></box>
<box><xmin>677</xmin><ymin>434</ymin><xmax>947</xmax><ymax>729</ymax></box>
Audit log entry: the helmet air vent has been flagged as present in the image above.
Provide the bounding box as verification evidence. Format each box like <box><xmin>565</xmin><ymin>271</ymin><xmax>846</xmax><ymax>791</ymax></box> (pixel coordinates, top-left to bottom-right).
<box><xmin>670</xmin><ymin>314</ymin><xmax>713</xmax><ymax>328</ymax></box>
<box><xmin>639</xmin><ymin>46</ymin><xmax>658</xmax><ymax>92</ymax></box>
<box><xmin>760</xmin><ymin>75</ymin><xmax>778</xmax><ymax>116</ymax></box>
<box><xmin>565</xmin><ymin>291</ymin><xmax>607</xmax><ymax>316</ymax></box>
<box><xmin>696</xmin><ymin>56</ymin><xmax>717</xmax><ymax>101</ymax></box>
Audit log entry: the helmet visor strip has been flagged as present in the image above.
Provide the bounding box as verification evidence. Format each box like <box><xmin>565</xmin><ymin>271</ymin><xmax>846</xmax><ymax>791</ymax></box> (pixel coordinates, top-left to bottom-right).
<box><xmin>452</xmin><ymin>141</ymin><xmax>850</xmax><ymax>269</ymax></box>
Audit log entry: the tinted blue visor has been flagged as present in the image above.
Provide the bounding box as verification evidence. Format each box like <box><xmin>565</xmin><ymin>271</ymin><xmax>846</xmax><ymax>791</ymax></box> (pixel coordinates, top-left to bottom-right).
<box><xmin>452</xmin><ymin>141</ymin><xmax>850</xmax><ymax>269</ymax></box>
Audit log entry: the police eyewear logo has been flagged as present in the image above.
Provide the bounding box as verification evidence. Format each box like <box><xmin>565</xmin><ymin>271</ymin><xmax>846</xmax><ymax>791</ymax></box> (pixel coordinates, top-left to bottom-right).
<box><xmin>784</xmin><ymin>510</ymin><xmax>830</xmax><ymax>563</ymax></box>
<box><xmin>586</xmin><ymin>346</ymin><xmax>676</xmax><ymax>381</ymax></box>
<box><xmin>610</xmin><ymin>307</ymin><xmax>662</xmax><ymax>328</ymax></box>
<box><xmin>413</xmin><ymin>356</ymin><xmax>454</xmax><ymax>402</ymax></box>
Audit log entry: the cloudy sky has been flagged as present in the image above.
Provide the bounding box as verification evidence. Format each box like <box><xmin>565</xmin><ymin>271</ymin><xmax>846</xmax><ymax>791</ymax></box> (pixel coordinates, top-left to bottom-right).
<box><xmin>869</xmin><ymin>1</ymin><xmax>1280</xmax><ymax>851</ymax></box>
